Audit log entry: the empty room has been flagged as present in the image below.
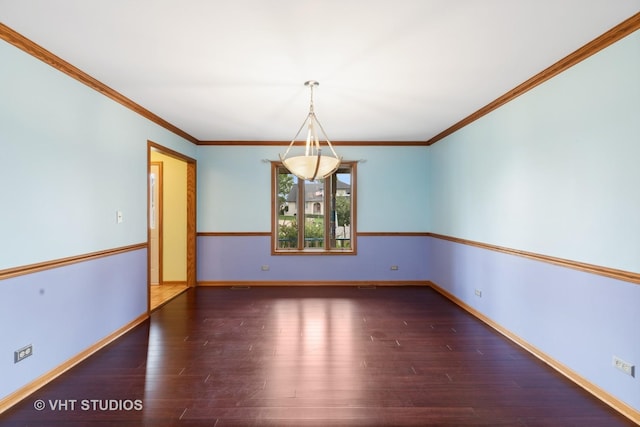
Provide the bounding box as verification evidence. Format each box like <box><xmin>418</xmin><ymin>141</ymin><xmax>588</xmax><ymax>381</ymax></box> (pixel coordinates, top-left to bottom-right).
<box><xmin>1</xmin><ymin>1</ymin><xmax>639</xmax><ymax>426</ymax></box>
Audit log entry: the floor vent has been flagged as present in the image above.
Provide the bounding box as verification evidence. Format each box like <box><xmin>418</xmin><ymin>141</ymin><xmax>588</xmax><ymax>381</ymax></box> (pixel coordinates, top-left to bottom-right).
<box><xmin>230</xmin><ymin>286</ymin><xmax>251</xmax><ymax>290</ymax></box>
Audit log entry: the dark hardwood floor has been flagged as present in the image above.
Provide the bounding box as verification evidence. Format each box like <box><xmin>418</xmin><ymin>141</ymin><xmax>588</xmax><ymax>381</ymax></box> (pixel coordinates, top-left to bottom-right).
<box><xmin>1</xmin><ymin>286</ymin><xmax>635</xmax><ymax>426</ymax></box>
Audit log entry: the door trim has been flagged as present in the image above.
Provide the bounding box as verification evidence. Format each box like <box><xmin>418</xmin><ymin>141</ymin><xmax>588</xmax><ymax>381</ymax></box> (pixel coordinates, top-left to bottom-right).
<box><xmin>147</xmin><ymin>141</ymin><xmax>197</xmax><ymax>312</ymax></box>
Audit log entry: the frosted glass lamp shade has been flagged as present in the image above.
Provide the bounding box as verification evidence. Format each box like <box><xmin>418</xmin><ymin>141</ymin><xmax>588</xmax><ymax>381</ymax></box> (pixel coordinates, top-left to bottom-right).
<box><xmin>281</xmin><ymin>154</ymin><xmax>341</xmax><ymax>181</ymax></box>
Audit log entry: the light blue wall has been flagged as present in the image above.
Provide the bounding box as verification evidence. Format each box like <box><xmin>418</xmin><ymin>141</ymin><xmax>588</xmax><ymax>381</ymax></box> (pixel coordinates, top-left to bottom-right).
<box><xmin>196</xmin><ymin>146</ymin><xmax>275</xmax><ymax>232</ymax></box>
<box><xmin>197</xmin><ymin>145</ymin><xmax>429</xmax><ymax>232</ymax></box>
<box><xmin>428</xmin><ymin>30</ymin><xmax>640</xmax><ymax>273</ymax></box>
<box><xmin>0</xmin><ymin>39</ymin><xmax>194</xmax><ymax>402</ymax></box>
<box><xmin>427</xmin><ymin>30</ymin><xmax>640</xmax><ymax>412</ymax></box>
<box><xmin>0</xmin><ymin>41</ymin><xmax>196</xmax><ymax>270</ymax></box>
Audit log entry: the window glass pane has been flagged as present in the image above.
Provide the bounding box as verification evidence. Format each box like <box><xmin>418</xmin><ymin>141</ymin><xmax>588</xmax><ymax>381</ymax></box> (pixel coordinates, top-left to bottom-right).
<box><xmin>333</xmin><ymin>170</ymin><xmax>351</xmax><ymax>249</ymax></box>
<box><xmin>304</xmin><ymin>179</ymin><xmax>325</xmax><ymax>249</ymax></box>
<box><xmin>277</xmin><ymin>168</ymin><xmax>297</xmax><ymax>249</ymax></box>
<box><xmin>273</xmin><ymin>162</ymin><xmax>354</xmax><ymax>254</ymax></box>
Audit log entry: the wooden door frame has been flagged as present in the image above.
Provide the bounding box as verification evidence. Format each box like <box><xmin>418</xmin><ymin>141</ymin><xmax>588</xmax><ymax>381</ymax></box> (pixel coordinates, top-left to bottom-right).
<box><xmin>147</xmin><ymin>141</ymin><xmax>197</xmax><ymax>311</ymax></box>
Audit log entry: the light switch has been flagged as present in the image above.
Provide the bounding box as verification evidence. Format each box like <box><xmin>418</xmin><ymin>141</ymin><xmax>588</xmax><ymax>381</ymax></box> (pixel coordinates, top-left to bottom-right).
<box><xmin>116</xmin><ymin>211</ymin><xmax>123</xmax><ymax>224</ymax></box>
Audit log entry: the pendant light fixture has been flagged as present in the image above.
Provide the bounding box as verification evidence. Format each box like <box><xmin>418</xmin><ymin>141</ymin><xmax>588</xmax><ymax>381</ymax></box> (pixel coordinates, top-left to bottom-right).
<box><xmin>279</xmin><ymin>80</ymin><xmax>341</xmax><ymax>181</ymax></box>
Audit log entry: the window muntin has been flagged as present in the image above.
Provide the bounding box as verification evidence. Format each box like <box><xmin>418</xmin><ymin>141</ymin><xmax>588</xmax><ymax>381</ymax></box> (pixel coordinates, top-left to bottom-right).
<box><xmin>273</xmin><ymin>162</ymin><xmax>356</xmax><ymax>254</ymax></box>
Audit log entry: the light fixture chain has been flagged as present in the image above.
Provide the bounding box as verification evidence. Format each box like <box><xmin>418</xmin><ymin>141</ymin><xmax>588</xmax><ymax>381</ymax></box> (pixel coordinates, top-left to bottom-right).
<box><xmin>309</xmin><ymin>82</ymin><xmax>315</xmax><ymax>113</ymax></box>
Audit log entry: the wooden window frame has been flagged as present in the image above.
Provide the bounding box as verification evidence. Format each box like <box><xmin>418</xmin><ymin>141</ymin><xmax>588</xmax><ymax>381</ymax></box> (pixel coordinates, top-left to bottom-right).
<box><xmin>271</xmin><ymin>161</ymin><xmax>357</xmax><ymax>255</ymax></box>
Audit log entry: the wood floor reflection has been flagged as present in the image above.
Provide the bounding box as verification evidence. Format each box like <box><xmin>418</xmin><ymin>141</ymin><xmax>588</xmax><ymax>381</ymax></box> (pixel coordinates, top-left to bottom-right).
<box><xmin>2</xmin><ymin>286</ymin><xmax>635</xmax><ymax>426</ymax></box>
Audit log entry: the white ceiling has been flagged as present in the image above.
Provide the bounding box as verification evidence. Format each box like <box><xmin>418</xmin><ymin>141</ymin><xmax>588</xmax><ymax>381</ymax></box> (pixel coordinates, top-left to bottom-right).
<box><xmin>1</xmin><ymin>0</ymin><xmax>639</xmax><ymax>142</ymax></box>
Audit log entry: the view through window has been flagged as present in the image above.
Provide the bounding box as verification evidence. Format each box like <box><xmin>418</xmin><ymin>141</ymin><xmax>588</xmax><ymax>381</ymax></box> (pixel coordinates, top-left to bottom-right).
<box><xmin>273</xmin><ymin>162</ymin><xmax>356</xmax><ymax>254</ymax></box>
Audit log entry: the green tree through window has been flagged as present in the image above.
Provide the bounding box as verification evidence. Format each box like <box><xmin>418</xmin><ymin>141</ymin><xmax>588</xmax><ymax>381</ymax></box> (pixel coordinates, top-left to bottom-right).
<box><xmin>272</xmin><ymin>162</ymin><xmax>356</xmax><ymax>254</ymax></box>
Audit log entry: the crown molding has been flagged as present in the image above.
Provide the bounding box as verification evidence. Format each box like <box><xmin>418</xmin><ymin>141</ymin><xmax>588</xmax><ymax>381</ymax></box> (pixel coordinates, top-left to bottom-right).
<box><xmin>0</xmin><ymin>23</ymin><xmax>199</xmax><ymax>145</ymax></box>
<box><xmin>196</xmin><ymin>140</ymin><xmax>429</xmax><ymax>146</ymax></box>
<box><xmin>3</xmin><ymin>12</ymin><xmax>638</xmax><ymax>148</ymax></box>
<box><xmin>426</xmin><ymin>12</ymin><xmax>640</xmax><ymax>146</ymax></box>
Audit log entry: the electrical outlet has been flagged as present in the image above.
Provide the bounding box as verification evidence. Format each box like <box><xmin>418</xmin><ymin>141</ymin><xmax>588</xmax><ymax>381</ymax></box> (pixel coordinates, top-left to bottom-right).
<box><xmin>390</xmin><ymin>265</ymin><xmax>399</xmax><ymax>271</ymax></box>
<box><xmin>475</xmin><ymin>289</ymin><xmax>482</xmax><ymax>297</ymax></box>
<box><xmin>14</xmin><ymin>344</ymin><xmax>33</xmax><ymax>363</ymax></box>
<box><xmin>261</xmin><ymin>265</ymin><xmax>270</xmax><ymax>271</ymax></box>
<box><xmin>613</xmin><ymin>356</ymin><xmax>635</xmax><ymax>377</ymax></box>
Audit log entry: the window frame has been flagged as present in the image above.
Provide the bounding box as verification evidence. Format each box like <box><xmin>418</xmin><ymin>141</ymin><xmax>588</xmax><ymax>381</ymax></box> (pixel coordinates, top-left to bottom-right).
<box><xmin>271</xmin><ymin>161</ymin><xmax>357</xmax><ymax>255</ymax></box>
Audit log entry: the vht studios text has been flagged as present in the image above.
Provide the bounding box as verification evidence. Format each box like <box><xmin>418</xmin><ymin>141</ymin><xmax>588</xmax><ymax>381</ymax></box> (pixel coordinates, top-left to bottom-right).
<box><xmin>34</xmin><ymin>399</ymin><xmax>143</xmax><ymax>411</ymax></box>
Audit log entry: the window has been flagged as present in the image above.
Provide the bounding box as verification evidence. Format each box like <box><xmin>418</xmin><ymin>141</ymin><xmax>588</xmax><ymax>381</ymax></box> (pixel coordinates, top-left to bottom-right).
<box><xmin>272</xmin><ymin>162</ymin><xmax>356</xmax><ymax>254</ymax></box>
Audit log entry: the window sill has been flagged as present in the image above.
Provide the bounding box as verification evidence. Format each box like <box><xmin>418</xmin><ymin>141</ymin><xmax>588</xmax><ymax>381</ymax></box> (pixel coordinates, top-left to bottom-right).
<box><xmin>271</xmin><ymin>248</ymin><xmax>357</xmax><ymax>256</ymax></box>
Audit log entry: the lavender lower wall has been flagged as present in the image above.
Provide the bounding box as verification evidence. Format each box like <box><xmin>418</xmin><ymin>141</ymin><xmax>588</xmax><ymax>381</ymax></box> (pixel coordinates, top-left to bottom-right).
<box><xmin>0</xmin><ymin>248</ymin><xmax>148</xmax><ymax>401</ymax></box>
<box><xmin>197</xmin><ymin>235</ymin><xmax>429</xmax><ymax>283</ymax></box>
<box><xmin>427</xmin><ymin>236</ymin><xmax>640</xmax><ymax>413</ymax></box>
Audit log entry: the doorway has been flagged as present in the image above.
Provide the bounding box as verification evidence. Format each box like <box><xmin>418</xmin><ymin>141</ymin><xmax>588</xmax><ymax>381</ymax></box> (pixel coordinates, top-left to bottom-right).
<box><xmin>147</xmin><ymin>141</ymin><xmax>197</xmax><ymax>311</ymax></box>
<box><xmin>149</xmin><ymin>161</ymin><xmax>163</xmax><ymax>286</ymax></box>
